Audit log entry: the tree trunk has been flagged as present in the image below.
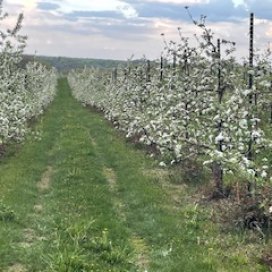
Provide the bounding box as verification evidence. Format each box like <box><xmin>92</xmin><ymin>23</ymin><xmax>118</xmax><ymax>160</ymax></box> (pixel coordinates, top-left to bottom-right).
<box><xmin>212</xmin><ymin>161</ymin><xmax>224</xmax><ymax>196</ymax></box>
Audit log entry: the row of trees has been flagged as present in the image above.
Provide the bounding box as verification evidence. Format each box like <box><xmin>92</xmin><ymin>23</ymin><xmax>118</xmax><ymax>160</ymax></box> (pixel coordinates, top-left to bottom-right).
<box><xmin>68</xmin><ymin>13</ymin><xmax>272</xmax><ymax>195</ymax></box>
<box><xmin>0</xmin><ymin>3</ymin><xmax>57</xmax><ymax>146</ymax></box>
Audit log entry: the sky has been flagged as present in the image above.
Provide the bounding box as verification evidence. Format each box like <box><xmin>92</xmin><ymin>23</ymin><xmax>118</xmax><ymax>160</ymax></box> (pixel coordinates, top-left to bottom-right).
<box><xmin>2</xmin><ymin>0</ymin><xmax>272</xmax><ymax>60</ymax></box>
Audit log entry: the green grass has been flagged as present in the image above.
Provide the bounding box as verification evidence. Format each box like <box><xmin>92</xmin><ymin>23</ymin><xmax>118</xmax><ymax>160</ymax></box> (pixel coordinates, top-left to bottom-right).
<box><xmin>0</xmin><ymin>78</ymin><xmax>268</xmax><ymax>271</ymax></box>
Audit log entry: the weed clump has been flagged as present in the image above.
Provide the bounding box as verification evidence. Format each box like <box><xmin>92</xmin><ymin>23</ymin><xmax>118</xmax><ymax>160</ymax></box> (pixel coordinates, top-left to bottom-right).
<box><xmin>0</xmin><ymin>201</ymin><xmax>16</xmax><ymax>222</ymax></box>
<box><xmin>46</xmin><ymin>222</ymin><xmax>134</xmax><ymax>271</ymax></box>
<box><xmin>209</xmin><ymin>185</ymin><xmax>272</xmax><ymax>235</ymax></box>
<box><xmin>236</xmin><ymin>196</ymin><xmax>272</xmax><ymax>233</ymax></box>
<box><xmin>84</xmin><ymin>228</ymin><xmax>131</xmax><ymax>266</ymax></box>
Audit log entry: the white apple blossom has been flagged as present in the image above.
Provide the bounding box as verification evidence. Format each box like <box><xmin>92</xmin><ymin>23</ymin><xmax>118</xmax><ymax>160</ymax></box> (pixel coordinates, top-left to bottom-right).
<box><xmin>68</xmin><ymin>22</ymin><xmax>272</xmax><ymax>186</ymax></box>
<box><xmin>0</xmin><ymin>5</ymin><xmax>57</xmax><ymax>145</ymax></box>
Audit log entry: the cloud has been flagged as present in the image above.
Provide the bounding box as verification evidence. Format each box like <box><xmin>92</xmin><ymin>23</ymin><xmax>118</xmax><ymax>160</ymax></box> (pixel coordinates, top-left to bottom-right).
<box><xmin>23</xmin><ymin>22</ymin><xmax>164</xmax><ymax>59</ymax></box>
<box><xmin>244</xmin><ymin>0</ymin><xmax>272</xmax><ymax>20</ymax></box>
<box><xmin>145</xmin><ymin>0</ymin><xmax>209</xmax><ymax>3</ymax></box>
<box><xmin>3</xmin><ymin>0</ymin><xmax>272</xmax><ymax>60</ymax></box>
<box><xmin>16</xmin><ymin>5</ymin><xmax>152</xmax><ymax>42</ymax></box>
<box><xmin>124</xmin><ymin>0</ymin><xmax>248</xmax><ymax>22</ymax></box>
<box><xmin>266</xmin><ymin>27</ymin><xmax>272</xmax><ymax>38</ymax></box>
<box><xmin>37</xmin><ymin>1</ymin><xmax>60</xmax><ymax>11</ymax></box>
<box><xmin>54</xmin><ymin>0</ymin><xmax>138</xmax><ymax>18</ymax></box>
<box><xmin>6</xmin><ymin>0</ymin><xmax>139</xmax><ymax>18</ymax></box>
<box><xmin>65</xmin><ymin>10</ymin><xmax>123</xmax><ymax>20</ymax></box>
<box><xmin>91</xmin><ymin>19</ymin><xmax>154</xmax><ymax>40</ymax></box>
<box><xmin>5</xmin><ymin>0</ymin><xmax>36</xmax><ymax>10</ymax></box>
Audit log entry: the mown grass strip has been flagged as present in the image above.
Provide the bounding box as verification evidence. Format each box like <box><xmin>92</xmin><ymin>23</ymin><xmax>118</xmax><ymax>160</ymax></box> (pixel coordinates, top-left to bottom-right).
<box><xmin>0</xmin><ymin>79</ymin><xmax>135</xmax><ymax>271</ymax></box>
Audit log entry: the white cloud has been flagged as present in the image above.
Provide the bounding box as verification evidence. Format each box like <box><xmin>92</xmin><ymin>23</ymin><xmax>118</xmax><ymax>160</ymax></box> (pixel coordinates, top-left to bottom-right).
<box><xmin>5</xmin><ymin>0</ymin><xmax>36</xmax><ymax>10</ymax></box>
<box><xmin>6</xmin><ymin>0</ymin><xmax>138</xmax><ymax>18</ymax></box>
<box><xmin>2</xmin><ymin>0</ymin><xmax>272</xmax><ymax>61</ymax></box>
<box><xmin>232</xmin><ymin>0</ymin><xmax>246</xmax><ymax>7</ymax></box>
<box><xmin>265</xmin><ymin>25</ymin><xmax>272</xmax><ymax>38</ymax></box>
<box><xmin>58</xmin><ymin>0</ymin><xmax>129</xmax><ymax>12</ymax></box>
<box><xmin>144</xmin><ymin>0</ymin><xmax>209</xmax><ymax>3</ymax></box>
<box><xmin>61</xmin><ymin>0</ymin><xmax>138</xmax><ymax>18</ymax></box>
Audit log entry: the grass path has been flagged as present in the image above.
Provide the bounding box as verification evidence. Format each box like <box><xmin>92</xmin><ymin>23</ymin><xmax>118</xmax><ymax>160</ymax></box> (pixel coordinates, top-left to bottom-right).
<box><xmin>0</xmin><ymin>78</ymin><xmax>267</xmax><ymax>271</ymax></box>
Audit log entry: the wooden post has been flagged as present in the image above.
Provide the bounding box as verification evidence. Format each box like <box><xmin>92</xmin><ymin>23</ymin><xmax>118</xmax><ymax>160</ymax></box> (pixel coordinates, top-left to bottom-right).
<box><xmin>247</xmin><ymin>12</ymin><xmax>255</xmax><ymax>196</ymax></box>
<box><xmin>212</xmin><ymin>38</ymin><xmax>224</xmax><ymax>195</ymax></box>
<box><xmin>248</xmin><ymin>13</ymin><xmax>254</xmax><ymax>162</ymax></box>
<box><xmin>217</xmin><ymin>39</ymin><xmax>223</xmax><ymax>150</ymax></box>
<box><xmin>146</xmin><ymin>60</ymin><xmax>151</xmax><ymax>83</ymax></box>
<box><xmin>184</xmin><ymin>49</ymin><xmax>189</xmax><ymax>76</ymax></box>
<box><xmin>270</xmin><ymin>70</ymin><xmax>272</xmax><ymax>123</ymax></box>
<box><xmin>248</xmin><ymin>12</ymin><xmax>254</xmax><ymax>104</ymax></box>
<box><xmin>123</xmin><ymin>68</ymin><xmax>127</xmax><ymax>82</ymax></box>
<box><xmin>160</xmin><ymin>56</ymin><xmax>163</xmax><ymax>82</ymax></box>
<box><xmin>217</xmin><ymin>39</ymin><xmax>222</xmax><ymax>100</ymax></box>
<box><xmin>173</xmin><ymin>51</ymin><xmax>177</xmax><ymax>77</ymax></box>
<box><xmin>112</xmin><ymin>68</ymin><xmax>117</xmax><ymax>84</ymax></box>
<box><xmin>243</xmin><ymin>62</ymin><xmax>247</xmax><ymax>86</ymax></box>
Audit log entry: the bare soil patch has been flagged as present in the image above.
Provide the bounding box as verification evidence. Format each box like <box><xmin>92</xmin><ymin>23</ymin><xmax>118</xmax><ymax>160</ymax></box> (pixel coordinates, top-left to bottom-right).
<box><xmin>103</xmin><ymin>167</ymin><xmax>117</xmax><ymax>191</ymax></box>
<box><xmin>37</xmin><ymin>166</ymin><xmax>53</xmax><ymax>192</ymax></box>
<box><xmin>131</xmin><ymin>235</ymin><xmax>150</xmax><ymax>271</ymax></box>
<box><xmin>6</xmin><ymin>263</ymin><xmax>27</xmax><ymax>272</ymax></box>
